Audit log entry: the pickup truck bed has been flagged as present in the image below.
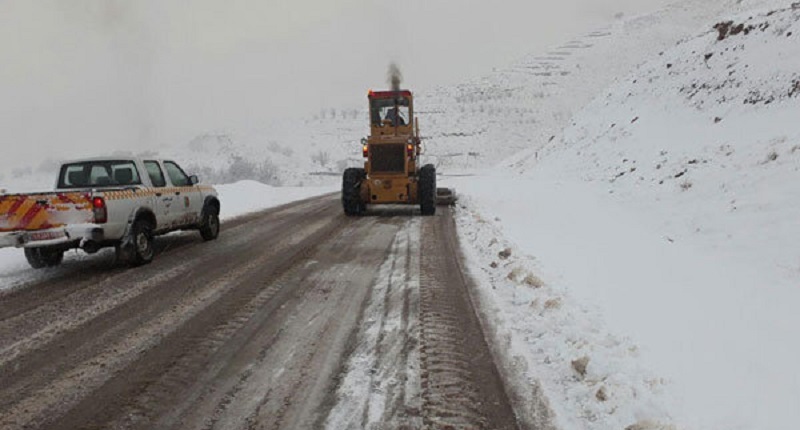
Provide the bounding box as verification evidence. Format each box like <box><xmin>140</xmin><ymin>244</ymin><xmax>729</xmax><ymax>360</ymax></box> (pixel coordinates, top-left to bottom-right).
<box><xmin>0</xmin><ymin>157</ymin><xmax>220</xmax><ymax>269</ymax></box>
<box><xmin>0</xmin><ymin>192</ymin><xmax>93</xmax><ymax>232</ymax></box>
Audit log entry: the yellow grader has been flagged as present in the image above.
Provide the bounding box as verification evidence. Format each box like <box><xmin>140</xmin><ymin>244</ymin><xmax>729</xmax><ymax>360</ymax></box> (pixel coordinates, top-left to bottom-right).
<box><xmin>342</xmin><ymin>89</ymin><xmax>451</xmax><ymax>216</ymax></box>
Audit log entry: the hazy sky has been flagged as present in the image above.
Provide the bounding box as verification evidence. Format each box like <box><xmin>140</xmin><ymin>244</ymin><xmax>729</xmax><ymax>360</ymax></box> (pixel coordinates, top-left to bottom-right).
<box><xmin>0</xmin><ymin>0</ymin><xmax>678</xmax><ymax>170</ymax></box>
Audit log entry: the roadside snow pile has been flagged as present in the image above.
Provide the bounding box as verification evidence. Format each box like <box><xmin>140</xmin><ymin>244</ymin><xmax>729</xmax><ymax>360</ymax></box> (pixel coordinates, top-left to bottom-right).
<box><xmin>456</xmin><ymin>3</ymin><xmax>800</xmax><ymax>430</ymax></box>
<box><xmin>455</xmin><ymin>197</ymin><xmax>674</xmax><ymax>430</ymax></box>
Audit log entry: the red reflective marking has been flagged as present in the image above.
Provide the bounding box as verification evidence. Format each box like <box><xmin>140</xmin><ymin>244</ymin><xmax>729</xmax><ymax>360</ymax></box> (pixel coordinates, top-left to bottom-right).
<box><xmin>6</xmin><ymin>197</ymin><xmax>26</xmax><ymax>217</ymax></box>
<box><xmin>57</xmin><ymin>193</ymin><xmax>92</xmax><ymax>209</ymax></box>
<box><xmin>19</xmin><ymin>204</ymin><xmax>45</xmax><ymax>230</ymax></box>
<box><xmin>1</xmin><ymin>198</ymin><xmax>28</xmax><ymax>228</ymax></box>
<box><xmin>0</xmin><ymin>198</ymin><xmax>29</xmax><ymax>232</ymax></box>
<box><xmin>368</xmin><ymin>90</ymin><xmax>412</xmax><ymax>99</ymax></box>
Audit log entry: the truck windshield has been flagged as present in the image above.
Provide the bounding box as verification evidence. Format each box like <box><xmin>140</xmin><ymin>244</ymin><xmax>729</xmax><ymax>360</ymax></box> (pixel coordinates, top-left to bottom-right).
<box><xmin>58</xmin><ymin>160</ymin><xmax>142</xmax><ymax>189</ymax></box>
<box><xmin>370</xmin><ymin>97</ymin><xmax>410</xmax><ymax>127</ymax></box>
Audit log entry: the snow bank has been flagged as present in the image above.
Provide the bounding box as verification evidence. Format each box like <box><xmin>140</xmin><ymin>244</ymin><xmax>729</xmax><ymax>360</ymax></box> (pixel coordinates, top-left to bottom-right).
<box><xmin>454</xmin><ymin>190</ymin><xmax>675</xmax><ymax>430</ymax></box>
<box><xmin>452</xmin><ymin>2</ymin><xmax>800</xmax><ymax>429</ymax></box>
<box><xmin>534</xmin><ymin>5</ymin><xmax>800</xmax><ymax>428</ymax></box>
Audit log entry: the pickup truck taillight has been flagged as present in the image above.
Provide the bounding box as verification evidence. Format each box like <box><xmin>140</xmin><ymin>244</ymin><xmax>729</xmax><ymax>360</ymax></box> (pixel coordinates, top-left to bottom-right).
<box><xmin>92</xmin><ymin>197</ymin><xmax>107</xmax><ymax>224</ymax></box>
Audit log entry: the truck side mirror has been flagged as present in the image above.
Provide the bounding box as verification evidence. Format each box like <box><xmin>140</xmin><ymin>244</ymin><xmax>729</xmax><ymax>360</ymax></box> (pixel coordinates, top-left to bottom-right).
<box><xmin>189</xmin><ymin>175</ymin><xmax>200</xmax><ymax>185</ymax></box>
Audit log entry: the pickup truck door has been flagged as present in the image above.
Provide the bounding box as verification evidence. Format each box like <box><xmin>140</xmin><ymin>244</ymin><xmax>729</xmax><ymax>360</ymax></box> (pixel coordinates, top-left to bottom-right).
<box><xmin>162</xmin><ymin>161</ymin><xmax>203</xmax><ymax>227</ymax></box>
<box><xmin>142</xmin><ymin>160</ymin><xmax>175</xmax><ymax>230</ymax></box>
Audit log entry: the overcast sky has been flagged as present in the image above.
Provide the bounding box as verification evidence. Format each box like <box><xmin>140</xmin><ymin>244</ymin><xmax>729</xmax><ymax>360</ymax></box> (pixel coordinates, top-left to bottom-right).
<box><xmin>0</xmin><ymin>0</ymin><xmax>678</xmax><ymax>170</ymax></box>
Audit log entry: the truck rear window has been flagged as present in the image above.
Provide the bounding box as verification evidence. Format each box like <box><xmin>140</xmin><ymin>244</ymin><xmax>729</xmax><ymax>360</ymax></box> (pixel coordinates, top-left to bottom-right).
<box><xmin>58</xmin><ymin>160</ymin><xmax>142</xmax><ymax>189</ymax></box>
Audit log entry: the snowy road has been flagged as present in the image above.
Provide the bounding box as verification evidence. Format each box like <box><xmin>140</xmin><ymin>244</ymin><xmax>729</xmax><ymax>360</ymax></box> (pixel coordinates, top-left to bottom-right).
<box><xmin>0</xmin><ymin>194</ymin><xmax>524</xmax><ymax>429</ymax></box>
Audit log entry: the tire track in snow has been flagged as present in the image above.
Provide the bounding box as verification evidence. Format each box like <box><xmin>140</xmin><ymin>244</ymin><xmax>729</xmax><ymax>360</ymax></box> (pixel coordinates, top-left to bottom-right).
<box><xmin>323</xmin><ymin>217</ymin><xmax>422</xmax><ymax>429</ymax></box>
<box><xmin>325</xmin><ymin>208</ymin><xmax>520</xmax><ymax>430</ymax></box>
<box><xmin>418</xmin><ymin>209</ymin><xmax>519</xmax><ymax>430</ymax></box>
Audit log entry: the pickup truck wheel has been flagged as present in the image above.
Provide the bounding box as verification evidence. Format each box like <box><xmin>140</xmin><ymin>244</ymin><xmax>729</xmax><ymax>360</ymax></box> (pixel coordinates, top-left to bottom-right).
<box><xmin>24</xmin><ymin>247</ymin><xmax>64</xmax><ymax>269</ymax></box>
<box><xmin>199</xmin><ymin>210</ymin><xmax>220</xmax><ymax>241</ymax></box>
<box><xmin>44</xmin><ymin>249</ymin><xmax>64</xmax><ymax>267</ymax></box>
<box><xmin>129</xmin><ymin>219</ymin><xmax>155</xmax><ymax>266</ymax></box>
<box><xmin>24</xmin><ymin>248</ymin><xmax>46</xmax><ymax>269</ymax></box>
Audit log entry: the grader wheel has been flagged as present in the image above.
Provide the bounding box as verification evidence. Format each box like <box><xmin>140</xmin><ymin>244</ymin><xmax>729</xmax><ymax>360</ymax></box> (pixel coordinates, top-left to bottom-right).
<box><xmin>342</xmin><ymin>168</ymin><xmax>366</xmax><ymax>216</ymax></box>
<box><xmin>419</xmin><ymin>164</ymin><xmax>436</xmax><ymax>216</ymax></box>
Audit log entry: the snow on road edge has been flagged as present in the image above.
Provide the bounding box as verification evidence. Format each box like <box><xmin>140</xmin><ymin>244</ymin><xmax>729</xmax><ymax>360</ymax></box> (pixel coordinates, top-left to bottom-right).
<box><xmin>454</xmin><ymin>196</ymin><xmax>675</xmax><ymax>430</ymax></box>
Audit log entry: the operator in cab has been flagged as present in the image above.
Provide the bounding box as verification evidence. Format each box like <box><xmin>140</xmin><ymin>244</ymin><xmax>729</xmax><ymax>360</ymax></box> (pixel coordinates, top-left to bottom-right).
<box><xmin>384</xmin><ymin>107</ymin><xmax>406</xmax><ymax>126</ymax></box>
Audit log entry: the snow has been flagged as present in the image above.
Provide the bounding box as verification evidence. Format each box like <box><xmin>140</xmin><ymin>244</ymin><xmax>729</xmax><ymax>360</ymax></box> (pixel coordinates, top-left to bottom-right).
<box><xmin>324</xmin><ymin>218</ymin><xmax>422</xmax><ymax>429</ymax></box>
<box><xmin>1</xmin><ymin>0</ymin><xmax>797</xmax><ymax>428</ymax></box>
<box><xmin>213</xmin><ymin>180</ymin><xmax>336</xmax><ymax>221</ymax></box>
<box><xmin>447</xmin><ymin>1</ymin><xmax>800</xmax><ymax>429</ymax></box>
<box><xmin>454</xmin><ymin>192</ymin><xmax>676</xmax><ymax>429</ymax></box>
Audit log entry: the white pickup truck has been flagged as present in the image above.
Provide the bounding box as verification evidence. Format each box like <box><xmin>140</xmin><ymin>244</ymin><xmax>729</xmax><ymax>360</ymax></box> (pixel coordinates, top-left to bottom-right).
<box><xmin>0</xmin><ymin>157</ymin><xmax>220</xmax><ymax>268</ymax></box>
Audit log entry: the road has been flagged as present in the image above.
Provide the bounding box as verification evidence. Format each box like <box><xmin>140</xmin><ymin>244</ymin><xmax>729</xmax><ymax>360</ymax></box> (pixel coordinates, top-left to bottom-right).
<box><xmin>0</xmin><ymin>194</ymin><xmax>521</xmax><ymax>430</ymax></box>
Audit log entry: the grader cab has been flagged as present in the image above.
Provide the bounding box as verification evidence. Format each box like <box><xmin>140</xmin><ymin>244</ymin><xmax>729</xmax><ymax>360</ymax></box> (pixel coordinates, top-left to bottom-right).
<box><xmin>342</xmin><ymin>89</ymin><xmax>443</xmax><ymax>216</ymax></box>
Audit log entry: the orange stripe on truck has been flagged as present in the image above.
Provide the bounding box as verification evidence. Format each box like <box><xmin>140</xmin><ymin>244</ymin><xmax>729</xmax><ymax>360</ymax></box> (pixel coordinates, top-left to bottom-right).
<box><xmin>6</xmin><ymin>199</ymin><xmax>36</xmax><ymax>229</ymax></box>
<box><xmin>27</xmin><ymin>206</ymin><xmax>52</xmax><ymax>230</ymax></box>
<box><xmin>0</xmin><ymin>199</ymin><xmax>14</xmax><ymax>217</ymax></box>
<box><xmin>5</xmin><ymin>197</ymin><xmax>26</xmax><ymax>218</ymax></box>
<box><xmin>0</xmin><ymin>193</ymin><xmax>92</xmax><ymax>232</ymax></box>
<box><xmin>19</xmin><ymin>203</ymin><xmax>44</xmax><ymax>229</ymax></box>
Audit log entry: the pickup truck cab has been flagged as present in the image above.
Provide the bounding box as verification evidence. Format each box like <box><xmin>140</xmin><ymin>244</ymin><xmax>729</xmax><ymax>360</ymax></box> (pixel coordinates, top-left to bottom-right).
<box><xmin>0</xmin><ymin>157</ymin><xmax>220</xmax><ymax>268</ymax></box>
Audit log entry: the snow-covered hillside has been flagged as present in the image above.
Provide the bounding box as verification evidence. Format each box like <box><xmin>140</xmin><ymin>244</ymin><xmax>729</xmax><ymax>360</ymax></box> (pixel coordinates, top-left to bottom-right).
<box><xmin>1</xmin><ymin>0</ymin><xmax>796</xmax><ymax>429</ymax></box>
<box><xmin>0</xmin><ymin>0</ymin><xmax>749</xmax><ymax>192</ymax></box>
<box><xmin>451</xmin><ymin>1</ymin><xmax>800</xmax><ymax>429</ymax></box>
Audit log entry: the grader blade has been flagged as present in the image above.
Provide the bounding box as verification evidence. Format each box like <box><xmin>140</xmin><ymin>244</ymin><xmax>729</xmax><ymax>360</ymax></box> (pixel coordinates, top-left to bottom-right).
<box><xmin>436</xmin><ymin>188</ymin><xmax>457</xmax><ymax>206</ymax></box>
